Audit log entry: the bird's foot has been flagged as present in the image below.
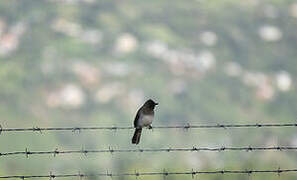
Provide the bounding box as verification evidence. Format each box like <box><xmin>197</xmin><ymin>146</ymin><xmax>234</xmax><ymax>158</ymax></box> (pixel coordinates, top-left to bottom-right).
<box><xmin>148</xmin><ymin>125</ymin><xmax>153</xmax><ymax>131</ymax></box>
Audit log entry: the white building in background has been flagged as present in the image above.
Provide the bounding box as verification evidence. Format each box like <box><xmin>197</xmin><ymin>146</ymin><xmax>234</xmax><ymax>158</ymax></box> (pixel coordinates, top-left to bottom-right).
<box><xmin>242</xmin><ymin>72</ymin><xmax>268</xmax><ymax>87</ymax></box>
<box><xmin>258</xmin><ymin>25</ymin><xmax>282</xmax><ymax>42</ymax></box>
<box><xmin>46</xmin><ymin>84</ymin><xmax>86</xmax><ymax>108</ymax></box>
<box><xmin>145</xmin><ymin>40</ymin><xmax>216</xmax><ymax>75</ymax></box>
<box><xmin>276</xmin><ymin>71</ymin><xmax>292</xmax><ymax>92</ymax></box>
<box><xmin>196</xmin><ymin>50</ymin><xmax>216</xmax><ymax>72</ymax></box>
<box><xmin>0</xmin><ymin>21</ymin><xmax>26</xmax><ymax>56</ymax></box>
<box><xmin>256</xmin><ymin>83</ymin><xmax>275</xmax><ymax>101</ymax></box>
<box><xmin>59</xmin><ymin>84</ymin><xmax>85</xmax><ymax>107</ymax></box>
<box><xmin>145</xmin><ymin>40</ymin><xmax>168</xmax><ymax>59</ymax></box>
<box><xmin>115</xmin><ymin>33</ymin><xmax>138</xmax><ymax>54</ymax></box>
<box><xmin>0</xmin><ymin>33</ymin><xmax>19</xmax><ymax>56</ymax></box>
<box><xmin>242</xmin><ymin>72</ymin><xmax>275</xmax><ymax>101</ymax></box>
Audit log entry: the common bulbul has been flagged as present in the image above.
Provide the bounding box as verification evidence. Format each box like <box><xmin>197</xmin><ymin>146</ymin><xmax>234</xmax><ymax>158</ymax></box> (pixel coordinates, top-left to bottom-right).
<box><xmin>132</xmin><ymin>99</ymin><xmax>158</xmax><ymax>144</ymax></box>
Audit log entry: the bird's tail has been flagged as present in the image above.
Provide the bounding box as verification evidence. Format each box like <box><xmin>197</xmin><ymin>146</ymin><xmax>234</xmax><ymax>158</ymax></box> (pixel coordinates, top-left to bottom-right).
<box><xmin>132</xmin><ymin>128</ymin><xmax>142</xmax><ymax>144</ymax></box>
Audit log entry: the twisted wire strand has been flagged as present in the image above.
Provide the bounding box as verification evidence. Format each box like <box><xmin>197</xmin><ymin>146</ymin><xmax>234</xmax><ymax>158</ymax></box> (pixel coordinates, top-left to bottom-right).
<box><xmin>0</xmin><ymin>169</ymin><xmax>296</xmax><ymax>179</ymax></box>
<box><xmin>1</xmin><ymin>123</ymin><xmax>297</xmax><ymax>134</ymax></box>
<box><xmin>1</xmin><ymin>146</ymin><xmax>297</xmax><ymax>157</ymax></box>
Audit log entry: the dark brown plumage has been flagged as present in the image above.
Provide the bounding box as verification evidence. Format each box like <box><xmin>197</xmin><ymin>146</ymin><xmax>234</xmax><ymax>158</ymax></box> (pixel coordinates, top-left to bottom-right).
<box><xmin>132</xmin><ymin>99</ymin><xmax>158</xmax><ymax>144</ymax></box>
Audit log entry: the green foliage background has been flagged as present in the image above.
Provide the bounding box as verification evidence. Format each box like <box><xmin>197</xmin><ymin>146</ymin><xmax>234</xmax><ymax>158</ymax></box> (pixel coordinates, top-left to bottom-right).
<box><xmin>0</xmin><ymin>0</ymin><xmax>297</xmax><ymax>179</ymax></box>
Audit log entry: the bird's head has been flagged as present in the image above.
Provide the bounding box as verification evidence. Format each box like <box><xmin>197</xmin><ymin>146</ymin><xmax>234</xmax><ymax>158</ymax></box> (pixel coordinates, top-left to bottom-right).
<box><xmin>144</xmin><ymin>99</ymin><xmax>158</xmax><ymax>109</ymax></box>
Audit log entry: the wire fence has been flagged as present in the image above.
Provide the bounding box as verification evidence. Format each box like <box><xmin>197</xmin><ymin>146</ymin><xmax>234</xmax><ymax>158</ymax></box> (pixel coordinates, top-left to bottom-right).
<box><xmin>0</xmin><ymin>168</ymin><xmax>296</xmax><ymax>179</ymax></box>
<box><xmin>1</xmin><ymin>146</ymin><xmax>297</xmax><ymax>158</ymax></box>
<box><xmin>1</xmin><ymin>123</ymin><xmax>297</xmax><ymax>134</ymax></box>
<box><xmin>2</xmin><ymin>123</ymin><xmax>297</xmax><ymax>179</ymax></box>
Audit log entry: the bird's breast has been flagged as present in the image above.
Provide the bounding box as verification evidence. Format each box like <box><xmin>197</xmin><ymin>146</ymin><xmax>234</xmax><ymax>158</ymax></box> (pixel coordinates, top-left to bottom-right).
<box><xmin>139</xmin><ymin>114</ymin><xmax>154</xmax><ymax>127</ymax></box>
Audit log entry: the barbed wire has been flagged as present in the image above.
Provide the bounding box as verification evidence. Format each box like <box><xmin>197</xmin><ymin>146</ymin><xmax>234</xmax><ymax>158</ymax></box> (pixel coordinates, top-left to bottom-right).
<box><xmin>1</xmin><ymin>123</ymin><xmax>297</xmax><ymax>134</ymax></box>
<box><xmin>0</xmin><ymin>168</ymin><xmax>296</xmax><ymax>179</ymax></box>
<box><xmin>1</xmin><ymin>146</ymin><xmax>297</xmax><ymax>158</ymax></box>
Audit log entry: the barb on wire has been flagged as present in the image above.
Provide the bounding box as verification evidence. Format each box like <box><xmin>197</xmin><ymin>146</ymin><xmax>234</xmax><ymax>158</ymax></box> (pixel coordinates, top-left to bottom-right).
<box><xmin>191</xmin><ymin>169</ymin><xmax>196</xmax><ymax>179</ymax></box>
<box><xmin>1</xmin><ymin>146</ymin><xmax>297</xmax><ymax>158</ymax></box>
<box><xmin>0</xmin><ymin>168</ymin><xmax>296</xmax><ymax>179</ymax></box>
<box><xmin>32</xmin><ymin>126</ymin><xmax>42</xmax><ymax>134</ymax></box>
<box><xmin>77</xmin><ymin>171</ymin><xmax>83</xmax><ymax>180</ymax></box>
<box><xmin>53</xmin><ymin>148</ymin><xmax>59</xmax><ymax>157</ymax></box>
<box><xmin>81</xmin><ymin>146</ymin><xmax>88</xmax><ymax>156</ymax></box>
<box><xmin>0</xmin><ymin>123</ymin><xmax>297</xmax><ymax>134</ymax></box>
<box><xmin>25</xmin><ymin>148</ymin><xmax>31</xmax><ymax>158</ymax></box>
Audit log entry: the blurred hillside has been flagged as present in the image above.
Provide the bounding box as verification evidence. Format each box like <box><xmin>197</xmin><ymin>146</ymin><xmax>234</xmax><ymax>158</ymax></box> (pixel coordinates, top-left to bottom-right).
<box><xmin>0</xmin><ymin>0</ymin><xmax>297</xmax><ymax>180</ymax></box>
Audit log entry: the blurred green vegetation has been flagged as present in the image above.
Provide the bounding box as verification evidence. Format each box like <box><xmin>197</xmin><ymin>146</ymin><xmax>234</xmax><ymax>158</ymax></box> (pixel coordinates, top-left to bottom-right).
<box><xmin>0</xmin><ymin>0</ymin><xmax>297</xmax><ymax>179</ymax></box>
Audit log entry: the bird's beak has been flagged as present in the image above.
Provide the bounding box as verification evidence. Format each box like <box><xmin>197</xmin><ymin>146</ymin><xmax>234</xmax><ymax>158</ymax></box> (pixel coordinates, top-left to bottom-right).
<box><xmin>155</xmin><ymin>102</ymin><xmax>158</xmax><ymax>105</ymax></box>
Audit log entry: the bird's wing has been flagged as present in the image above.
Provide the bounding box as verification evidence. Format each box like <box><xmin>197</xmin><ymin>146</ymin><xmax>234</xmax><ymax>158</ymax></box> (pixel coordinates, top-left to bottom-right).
<box><xmin>133</xmin><ymin>108</ymin><xmax>141</xmax><ymax>128</ymax></box>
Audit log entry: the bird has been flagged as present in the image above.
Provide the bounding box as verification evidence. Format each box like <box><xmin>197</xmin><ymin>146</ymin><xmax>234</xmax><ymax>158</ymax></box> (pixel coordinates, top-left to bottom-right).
<box><xmin>132</xmin><ymin>99</ymin><xmax>158</xmax><ymax>144</ymax></box>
